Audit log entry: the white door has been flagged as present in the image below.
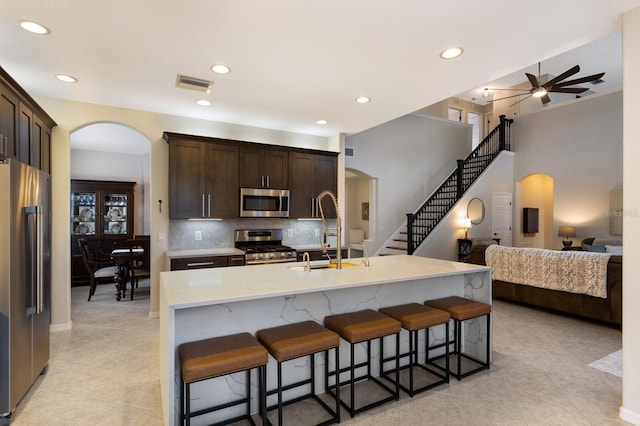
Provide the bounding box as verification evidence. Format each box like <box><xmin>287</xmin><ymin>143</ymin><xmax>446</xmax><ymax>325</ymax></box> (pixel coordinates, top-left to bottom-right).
<box><xmin>448</xmin><ymin>106</ymin><xmax>463</xmax><ymax>122</ymax></box>
<box><xmin>492</xmin><ymin>192</ymin><xmax>512</xmax><ymax>246</ymax></box>
<box><xmin>468</xmin><ymin>111</ymin><xmax>481</xmax><ymax>149</ymax></box>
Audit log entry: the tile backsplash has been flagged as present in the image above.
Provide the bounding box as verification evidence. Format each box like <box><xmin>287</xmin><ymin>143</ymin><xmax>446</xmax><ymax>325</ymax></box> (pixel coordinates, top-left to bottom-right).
<box><xmin>168</xmin><ymin>218</ymin><xmax>337</xmax><ymax>250</ymax></box>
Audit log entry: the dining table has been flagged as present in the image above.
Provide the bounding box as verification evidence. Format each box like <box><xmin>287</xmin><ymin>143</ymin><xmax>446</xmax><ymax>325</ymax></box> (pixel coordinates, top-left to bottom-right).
<box><xmin>111</xmin><ymin>247</ymin><xmax>143</xmax><ymax>301</ymax></box>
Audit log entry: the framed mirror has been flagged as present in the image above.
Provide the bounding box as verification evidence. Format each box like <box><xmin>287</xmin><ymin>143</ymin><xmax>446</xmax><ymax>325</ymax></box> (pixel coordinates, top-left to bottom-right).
<box><xmin>467</xmin><ymin>198</ymin><xmax>485</xmax><ymax>225</ymax></box>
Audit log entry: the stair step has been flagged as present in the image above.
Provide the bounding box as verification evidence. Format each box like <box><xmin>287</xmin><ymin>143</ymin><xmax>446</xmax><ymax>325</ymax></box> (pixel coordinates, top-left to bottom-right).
<box><xmin>386</xmin><ymin>245</ymin><xmax>407</xmax><ymax>251</ymax></box>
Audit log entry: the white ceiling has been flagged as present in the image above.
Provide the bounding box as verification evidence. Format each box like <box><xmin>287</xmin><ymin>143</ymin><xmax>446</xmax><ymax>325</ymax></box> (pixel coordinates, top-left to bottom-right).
<box><xmin>2</xmin><ymin>0</ymin><xmax>640</xmax><ymax>145</ymax></box>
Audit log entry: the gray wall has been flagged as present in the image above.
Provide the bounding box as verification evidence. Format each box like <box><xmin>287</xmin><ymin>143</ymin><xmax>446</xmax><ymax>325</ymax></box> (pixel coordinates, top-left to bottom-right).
<box><xmin>512</xmin><ymin>90</ymin><xmax>623</xmax><ymax>246</ymax></box>
<box><xmin>345</xmin><ymin>113</ymin><xmax>472</xmax><ymax>254</ymax></box>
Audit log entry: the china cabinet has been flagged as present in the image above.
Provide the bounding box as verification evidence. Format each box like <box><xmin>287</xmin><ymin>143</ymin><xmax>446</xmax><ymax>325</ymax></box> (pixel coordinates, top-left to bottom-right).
<box><xmin>70</xmin><ymin>179</ymin><xmax>136</xmax><ymax>285</ymax></box>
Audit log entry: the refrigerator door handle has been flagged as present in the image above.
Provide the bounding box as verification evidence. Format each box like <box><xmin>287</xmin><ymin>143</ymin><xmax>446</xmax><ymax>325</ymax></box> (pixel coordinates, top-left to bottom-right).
<box><xmin>24</xmin><ymin>205</ymin><xmax>44</xmax><ymax>315</ymax></box>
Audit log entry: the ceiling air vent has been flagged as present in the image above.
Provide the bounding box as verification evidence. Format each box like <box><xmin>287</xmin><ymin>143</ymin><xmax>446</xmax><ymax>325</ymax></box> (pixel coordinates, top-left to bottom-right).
<box><xmin>175</xmin><ymin>74</ymin><xmax>214</xmax><ymax>93</ymax></box>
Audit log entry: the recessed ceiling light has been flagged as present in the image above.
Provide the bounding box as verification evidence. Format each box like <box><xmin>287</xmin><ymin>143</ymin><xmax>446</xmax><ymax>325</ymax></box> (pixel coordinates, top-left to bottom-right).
<box><xmin>355</xmin><ymin>96</ymin><xmax>371</xmax><ymax>104</ymax></box>
<box><xmin>19</xmin><ymin>20</ymin><xmax>51</xmax><ymax>35</ymax></box>
<box><xmin>316</xmin><ymin>119</ymin><xmax>328</xmax><ymax>125</ymax></box>
<box><xmin>439</xmin><ymin>47</ymin><xmax>464</xmax><ymax>59</ymax></box>
<box><xmin>211</xmin><ymin>64</ymin><xmax>231</xmax><ymax>75</ymax></box>
<box><xmin>55</xmin><ymin>74</ymin><xmax>77</xmax><ymax>83</ymax></box>
<box><xmin>196</xmin><ymin>99</ymin><xmax>212</xmax><ymax>106</ymax></box>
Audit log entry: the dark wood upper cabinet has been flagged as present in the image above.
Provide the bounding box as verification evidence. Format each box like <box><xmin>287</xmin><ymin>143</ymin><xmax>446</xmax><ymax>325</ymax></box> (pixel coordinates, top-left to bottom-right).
<box><xmin>0</xmin><ymin>85</ymin><xmax>19</xmax><ymax>159</ymax></box>
<box><xmin>165</xmin><ymin>132</ymin><xmax>338</xmax><ymax>220</ymax></box>
<box><xmin>289</xmin><ymin>151</ymin><xmax>337</xmax><ymax>219</ymax></box>
<box><xmin>239</xmin><ymin>146</ymin><xmax>288</xmax><ymax>189</ymax></box>
<box><xmin>0</xmin><ymin>66</ymin><xmax>55</xmax><ymax>172</ymax></box>
<box><xmin>167</xmin><ymin>136</ymin><xmax>238</xmax><ymax>219</ymax></box>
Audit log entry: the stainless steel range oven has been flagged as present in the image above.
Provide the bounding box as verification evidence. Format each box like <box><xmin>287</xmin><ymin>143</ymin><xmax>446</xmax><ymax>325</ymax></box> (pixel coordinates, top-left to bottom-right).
<box><xmin>235</xmin><ymin>229</ymin><xmax>297</xmax><ymax>265</ymax></box>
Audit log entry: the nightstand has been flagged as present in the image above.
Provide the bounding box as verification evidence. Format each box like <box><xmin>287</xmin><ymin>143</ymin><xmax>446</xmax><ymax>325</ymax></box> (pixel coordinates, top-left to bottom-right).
<box><xmin>457</xmin><ymin>238</ymin><xmax>472</xmax><ymax>261</ymax></box>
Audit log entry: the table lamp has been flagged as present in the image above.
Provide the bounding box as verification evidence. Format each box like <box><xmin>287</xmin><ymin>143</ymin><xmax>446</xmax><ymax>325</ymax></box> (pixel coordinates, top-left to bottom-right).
<box><xmin>558</xmin><ymin>225</ymin><xmax>576</xmax><ymax>247</ymax></box>
<box><xmin>461</xmin><ymin>217</ymin><xmax>472</xmax><ymax>239</ymax></box>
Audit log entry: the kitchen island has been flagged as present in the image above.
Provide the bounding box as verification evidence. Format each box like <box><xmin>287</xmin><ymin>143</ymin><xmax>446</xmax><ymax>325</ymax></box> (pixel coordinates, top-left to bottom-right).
<box><xmin>160</xmin><ymin>255</ymin><xmax>491</xmax><ymax>425</ymax></box>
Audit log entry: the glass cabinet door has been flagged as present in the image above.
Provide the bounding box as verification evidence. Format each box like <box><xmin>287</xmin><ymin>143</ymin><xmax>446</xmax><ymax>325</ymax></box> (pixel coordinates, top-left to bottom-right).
<box><xmin>103</xmin><ymin>192</ymin><xmax>128</xmax><ymax>236</ymax></box>
<box><xmin>71</xmin><ymin>191</ymin><xmax>97</xmax><ymax>235</ymax></box>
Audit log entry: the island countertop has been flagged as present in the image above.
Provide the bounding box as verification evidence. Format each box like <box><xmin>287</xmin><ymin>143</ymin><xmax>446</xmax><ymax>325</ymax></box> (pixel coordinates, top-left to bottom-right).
<box><xmin>160</xmin><ymin>254</ymin><xmax>489</xmax><ymax>309</ymax></box>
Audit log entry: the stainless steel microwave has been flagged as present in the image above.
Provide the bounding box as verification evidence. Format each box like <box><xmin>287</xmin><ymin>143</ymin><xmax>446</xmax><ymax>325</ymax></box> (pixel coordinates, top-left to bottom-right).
<box><xmin>240</xmin><ymin>188</ymin><xmax>290</xmax><ymax>218</ymax></box>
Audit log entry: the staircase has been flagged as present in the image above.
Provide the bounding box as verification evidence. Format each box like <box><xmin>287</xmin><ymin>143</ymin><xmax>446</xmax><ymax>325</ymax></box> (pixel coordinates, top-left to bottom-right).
<box><xmin>378</xmin><ymin>115</ymin><xmax>513</xmax><ymax>256</ymax></box>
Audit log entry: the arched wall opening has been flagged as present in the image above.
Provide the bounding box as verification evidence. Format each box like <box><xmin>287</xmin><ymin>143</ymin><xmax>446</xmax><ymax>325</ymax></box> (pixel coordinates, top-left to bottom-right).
<box><xmin>515</xmin><ymin>173</ymin><xmax>554</xmax><ymax>248</ymax></box>
<box><xmin>345</xmin><ymin>168</ymin><xmax>377</xmax><ymax>255</ymax></box>
<box><xmin>69</xmin><ymin>122</ymin><xmax>152</xmax><ymax>305</ymax></box>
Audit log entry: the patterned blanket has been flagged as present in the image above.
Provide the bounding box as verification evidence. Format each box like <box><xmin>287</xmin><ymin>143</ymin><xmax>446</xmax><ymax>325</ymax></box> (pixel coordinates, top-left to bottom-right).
<box><xmin>485</xmin><ymin>245</ymin><xmax>613</xmax><ymax>298</ymax></box>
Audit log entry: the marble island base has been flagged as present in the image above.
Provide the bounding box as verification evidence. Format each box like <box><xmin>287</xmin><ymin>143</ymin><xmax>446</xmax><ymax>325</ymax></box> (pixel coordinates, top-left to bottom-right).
<box><xmin>160</xmin><ymin>255</ymin><xmax>491</xmax><ymax>425</ymax></box>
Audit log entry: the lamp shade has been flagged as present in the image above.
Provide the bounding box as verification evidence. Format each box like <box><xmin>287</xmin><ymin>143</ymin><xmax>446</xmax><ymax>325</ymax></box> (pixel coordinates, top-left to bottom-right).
<box><xmin>461</xmin><ymin>217</ymin><xmax>472</xmax><ymax>229</ymax></box>
<box><xmin>558</xmin><ymin>226</ymin><xmax>576</xmax><ymax>238</ymax></box>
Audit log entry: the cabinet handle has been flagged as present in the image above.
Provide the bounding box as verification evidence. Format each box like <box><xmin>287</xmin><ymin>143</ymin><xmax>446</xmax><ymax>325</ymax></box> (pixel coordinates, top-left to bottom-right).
<box><xmin>208</xmin><ymin>194</ymin><xmax>211</xmax><ymax>217</ymax></box>
<box><xmin>0</xmin><ymin>134</ymin><xmax>5</xmax><ymax>156</ymax></box>
<box><xmin>186</xmin><ymin>262</ymin><xmax>214</xmax><ymax>267</ymax></box>
<box><xmin>260</xmin><ymin>176</ymin><xmax>264</xmax><ymax>187</ymax></box>
<box><xmin>311</xmin><ymin>198</ymin><xmax>314</xmax><ymax>217</ymax></box>
<box><xmin>266</xmin><ymin>175</ymin><xmax>270</xmax><ymax>187</ymax></box>
<box><xmin>201</xmin><ymin>194</ymin><xmax>205</xmax><ymax>218</ymax></box>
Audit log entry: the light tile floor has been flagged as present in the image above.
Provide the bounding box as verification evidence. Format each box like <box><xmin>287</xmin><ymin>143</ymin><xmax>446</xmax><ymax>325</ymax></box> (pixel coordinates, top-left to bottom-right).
<box><xmin>8</xmin><ymin>281</ymin><xmax>627</xmax><ymax>425</ymax></box>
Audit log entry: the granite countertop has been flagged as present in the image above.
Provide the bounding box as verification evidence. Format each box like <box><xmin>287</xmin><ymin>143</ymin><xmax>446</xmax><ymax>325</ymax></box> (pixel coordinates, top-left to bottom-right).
<box><xmin>159</xmin><ymin>254</ymin><xmax>490</xmax><ymax>309</ymax></box>
<box><xmin>165</xmin><ymin>248</ymin><xmax>244</xmax><ymax>259</ymax></box>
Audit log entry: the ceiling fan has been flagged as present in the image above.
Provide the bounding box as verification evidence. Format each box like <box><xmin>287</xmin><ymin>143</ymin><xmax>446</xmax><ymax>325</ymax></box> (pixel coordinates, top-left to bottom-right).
<box><xmin>487</xmin><ymin>63</ymin><xmax>605</xmax><ymax>107</ymax></box>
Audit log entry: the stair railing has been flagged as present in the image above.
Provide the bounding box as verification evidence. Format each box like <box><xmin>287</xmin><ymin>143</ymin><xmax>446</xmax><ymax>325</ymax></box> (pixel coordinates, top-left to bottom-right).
<box><xmin>406</xmin><ymin>115</ymin><xmax>513</xmax><ymax>254</ymax></box>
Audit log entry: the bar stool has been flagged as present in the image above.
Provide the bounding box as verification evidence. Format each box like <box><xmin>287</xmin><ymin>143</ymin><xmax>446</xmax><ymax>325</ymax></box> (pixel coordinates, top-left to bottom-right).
<box><xmin>178</xmin><ymin>332</ymin><xmax>267</xmax><ymax>426</ymax></box>
<box><xmin>378</xmin><ymin>303</ymin><xmax>450</xmax><ymax>396</ymax></box>
<box><xmin>324</xmin><ymin>309</ymin><xmax>401</xmax><ymax>418</ymax></box>
<box><xmin>424</xmin><ymin>296</ymin><xmax>491</xmax><ymax>380</ymax></box>
<box><xmin>256</xmin><ymin>320</ymin><xmax>340</xmax><ymax>426</ymax></box>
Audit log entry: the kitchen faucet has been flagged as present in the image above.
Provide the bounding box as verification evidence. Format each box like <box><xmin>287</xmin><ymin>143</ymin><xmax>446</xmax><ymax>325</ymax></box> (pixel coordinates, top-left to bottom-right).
<box><xmin>317</xmin><ymin>190</ymin><xmax>342</xmax><ymax>269</ymax></box>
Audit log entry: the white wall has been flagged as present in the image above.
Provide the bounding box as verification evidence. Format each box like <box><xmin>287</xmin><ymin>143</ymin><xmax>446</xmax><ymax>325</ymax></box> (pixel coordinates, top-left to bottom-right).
<box><xmin>345</xmin><ymin>113</ymin><xmax>472</xmax><ymax>254</ymax></box>
<box><xmin>512</xmin><ymin>90</ymin><xmax>623</xmax><ymax>247</ymax></box>
<box><xmin>71</xmin><ymin>149</ymin><xmax>149</xmax><ymax>235</ymax></box>
<box><xmin>622</xmin><ymin>6</ymin><xmax>640</xmax><ymax>424</ymax></box>
<box><xmin>414</xmin><ymin>151</ymin><xmax>514</xmax><ymax>260</ymax></box>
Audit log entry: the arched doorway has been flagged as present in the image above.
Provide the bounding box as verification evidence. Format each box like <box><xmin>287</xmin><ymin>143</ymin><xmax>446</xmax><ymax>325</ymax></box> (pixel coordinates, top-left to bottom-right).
<box><xmin>345</xmin><ymin>169</ymin><xmax>377</xmax><ymax>255</ymax></box>
<box><xmin>515</xmin><ymin>173</ymin><xmax>553</xmax><ymax>248</ymax></box>
<box><xmin>70</xmin><ymin>122</ymin><xmax>151</xmax><ymax>308</ymax></box>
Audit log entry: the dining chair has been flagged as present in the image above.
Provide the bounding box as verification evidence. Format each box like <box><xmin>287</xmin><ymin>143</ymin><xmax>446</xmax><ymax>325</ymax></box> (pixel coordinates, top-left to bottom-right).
<box><xmin>126</xmin><ymin>235</ymin><xmax>151</xmax><ymax>300</ymax></box>
<box><xmin>78</xmin><ymin>238</ymin><xmax>118</xmax><ymax>301</ymax></box>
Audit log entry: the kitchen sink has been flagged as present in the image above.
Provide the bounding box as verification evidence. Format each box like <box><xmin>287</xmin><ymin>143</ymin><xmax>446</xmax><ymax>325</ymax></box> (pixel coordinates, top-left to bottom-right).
<box><xmin>289</xmin><ymin>262</ymin><xmax>359</xmax><ymax>271</ymax></box>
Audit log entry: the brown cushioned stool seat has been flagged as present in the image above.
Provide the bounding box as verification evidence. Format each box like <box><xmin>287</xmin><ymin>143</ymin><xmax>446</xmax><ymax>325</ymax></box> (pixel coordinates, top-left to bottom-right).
<box><xmin>256</xmin><ymin>320</ymin><xmax>340</xmax><ymax>426</ymax></box>
<box><xmin>424</xmin><ymin>296</ymin><xmax>491</xmax><ymax>380</ymax></box>
<box><xmin>324</xmin><ymin>309</ymin><xmax>401</xmax><ymax>418</ymax></box>
<box><xmin>178</xmin><ymin>332</ymin><xmax>268</xmax><ymax>425</ymax></box>
<box><xmin>378</xmin><ymin>303</ymin><xmax>451</xmax><ymax>396</ymax></box>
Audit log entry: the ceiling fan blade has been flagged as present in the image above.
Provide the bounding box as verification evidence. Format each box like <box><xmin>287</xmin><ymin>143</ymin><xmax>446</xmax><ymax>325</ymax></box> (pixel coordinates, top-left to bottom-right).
<box><xmin>541</xmin><ymin>94</ymin><xmax>551</xmax><ymax>105</ymax></box>
<box><xmin>488</xmin><ymin>93</ymin><xmax>530</xmax><ymax>103</ymax></box>
<box><xmin>542</xmin><ymin>65</ymin><xmax>580</xmax><ymax>89</ymax></box>
<box><xmin>549</xmin><ymin>87</ymin><xmax>589</xmax><ymax>94</ymax></box>
<box><xmin>509</xmin><ymin>94</ymin><xmax>532</xmax><ymax>108</ymax></box>
<box><xmin>526</xmin><ymin>73</ymin><xmax>540</xmax><ymax>88</ymax></box>
<box><xmin>486</xmin><ymin>87</ymin><xmax>531</xmax><ymax>92</ymax></box>
<box><xmin>553</xmin><ymin>72</ymin><xmax>605</xmax><ymax>87</ymax></box>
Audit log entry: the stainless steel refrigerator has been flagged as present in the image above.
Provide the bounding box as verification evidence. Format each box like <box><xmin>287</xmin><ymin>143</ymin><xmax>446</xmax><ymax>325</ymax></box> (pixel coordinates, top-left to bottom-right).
<box><xmin>0</xmin><ymin>156</ymin><xmax>51</xmax><ymax>420</ymax></box>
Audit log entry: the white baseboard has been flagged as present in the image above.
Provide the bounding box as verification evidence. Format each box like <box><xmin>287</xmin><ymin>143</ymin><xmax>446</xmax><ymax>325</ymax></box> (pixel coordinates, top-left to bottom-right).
<box><xmin>50</xmin><ymin>321</ymin><xmax>73</xmax><ymax>332</ymax></box>
<box><xmin>149</xmin><ymin>310</ymin><xmax>159</xmax><ymax>319</ymax></box>
<box><xmin>620</xmin><ymin>406</ymin><xmax>640</xmax><ymax>425</ymax></box>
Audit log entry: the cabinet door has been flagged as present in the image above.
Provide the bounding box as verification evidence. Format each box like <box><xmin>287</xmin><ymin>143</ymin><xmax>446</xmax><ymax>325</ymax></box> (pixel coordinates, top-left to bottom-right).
<box><xmin>0</xmin><ymin>85</ymin><xmax>19</xmax><ymax>159</ymax></box>
<box><xmin>263</xmin><ymin>149</ymin><xmax>288</xmax><ymax>189</ymax></box>
<box><xmin>169</xmin><ymin>140</ymin><xmax>206</xmax><ymax>219</ymax></box>
<box><xmin>238</xmin><ymin>147</ymin><xmax>263</xmax><ymax>187</ymax></box>
<box><xmin>206</xmin><ymin>143</ymin><xmax>239</xmax><ymax>218</ymax></box>
<box><xmin>288</xmin><ymin>152</ymin><xmax>314</xmax><ymax>218</ymax></box>
<box><xmin>314</xmin><ymin>154</ymin><xmax>338</xmax><ymax>219</ymax></box>
<box><xmin>18</xmin><ymin>103</ymin><xmax>32</xmax><ymax>164</ymax></box>
<box><xmin>31</xmin><ymin>115</ymin><xmax>43</xmax><ymax>170</ymax></box>
<box><xmin>41</xmin><ymin>125</ymin><xmax>52</xmax><ymax>174</ymax></box>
